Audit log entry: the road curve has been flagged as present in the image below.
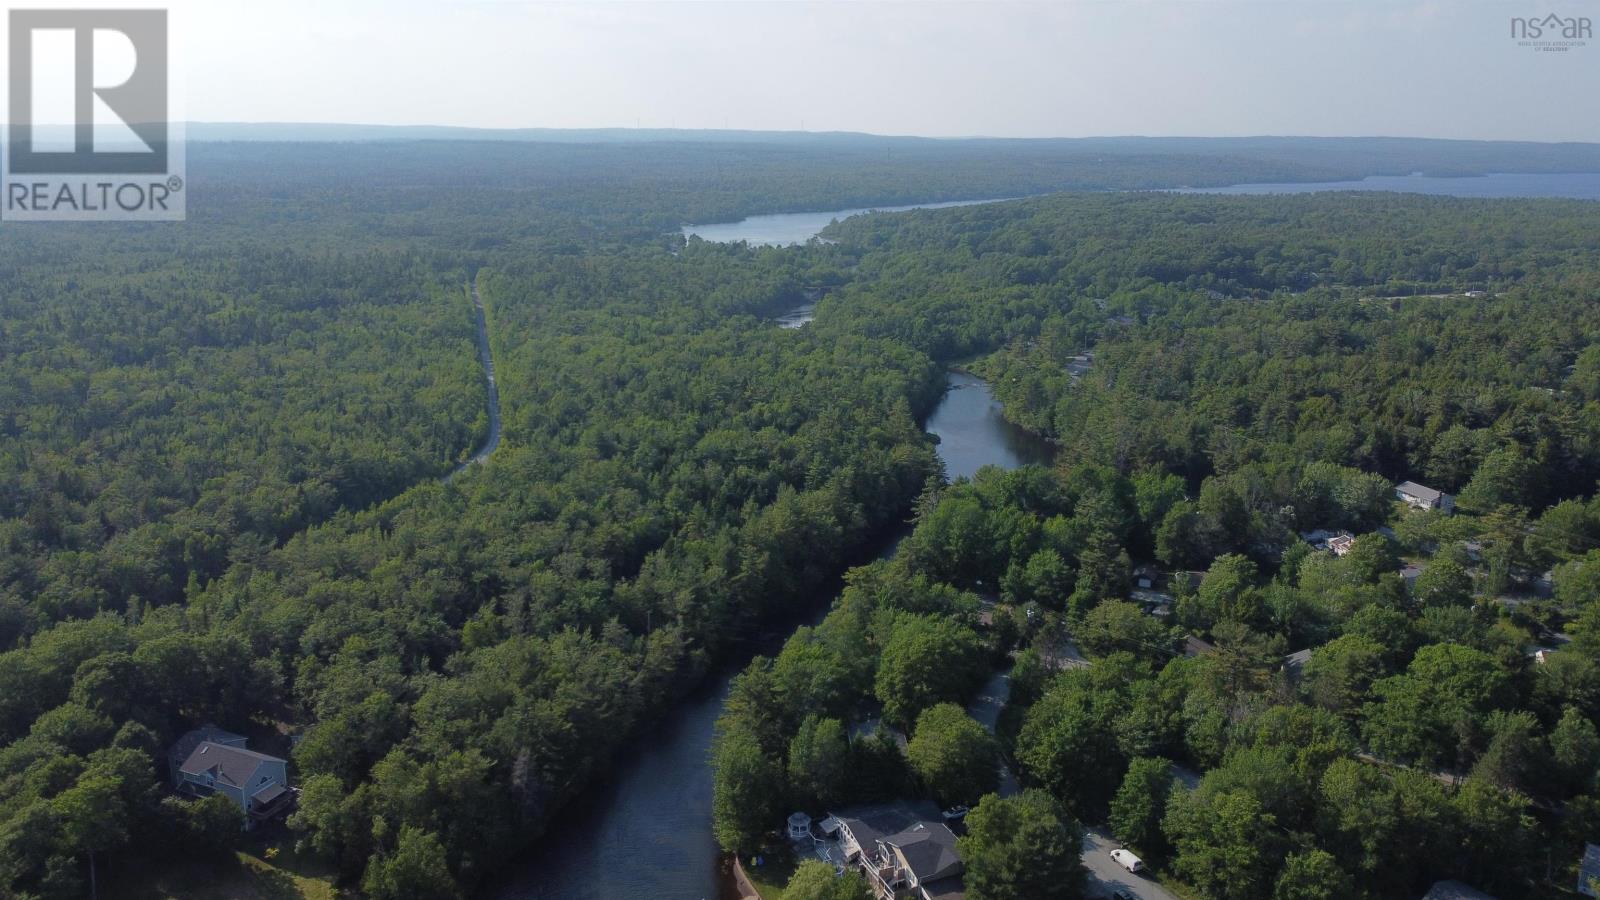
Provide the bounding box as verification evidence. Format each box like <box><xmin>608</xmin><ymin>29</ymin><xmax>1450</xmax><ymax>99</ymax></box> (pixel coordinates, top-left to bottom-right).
<box><xmin>1083</xmin><ymin>828</ymin><xmax>1180</xmax><ymax>900</ymax></box>
<box><xmin>448</xmin><ymin>278</ymin><xmax>501</xmax><ymax>481</ymax></box>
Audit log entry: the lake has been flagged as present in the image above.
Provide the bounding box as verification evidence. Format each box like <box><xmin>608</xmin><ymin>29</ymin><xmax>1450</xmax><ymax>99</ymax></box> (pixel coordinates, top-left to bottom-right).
<box><xmin>685</xmin><ymin>174</ymin><xmax>1600</xmax><ymax>255</ymax></box>
<box><xmin>486</xmin><ymin>367</ymin><xmax>1052</xmax><ymax>900</ymax></box>
<box><xmin>1178</xmin><ymin>172</ymin><xmax>1600</xmax><ymax>200</ymax></box>
<box><xmin>682</xmin><ymin>198</ymin><xmax>1011</xmax><ymax>246</ymax></box>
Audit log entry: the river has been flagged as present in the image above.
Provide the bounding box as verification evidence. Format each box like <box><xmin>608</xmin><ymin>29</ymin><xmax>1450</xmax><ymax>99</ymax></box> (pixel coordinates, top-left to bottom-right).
<box><xmin>682</xmin><ymin>197</ymin><xmax>1013</xmax><ymax>247</ymax></box>
<box><xmin>486</xmin><ymin>364</ymin><xmax>1052</xmax><ymax>900</ymax></box>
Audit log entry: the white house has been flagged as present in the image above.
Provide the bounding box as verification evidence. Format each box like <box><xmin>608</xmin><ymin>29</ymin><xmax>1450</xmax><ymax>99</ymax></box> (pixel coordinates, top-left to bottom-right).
<box><xmin>1396</xmin><ymin>481</ymin><xmax>1455</xmax><ymax>514</ymax></box>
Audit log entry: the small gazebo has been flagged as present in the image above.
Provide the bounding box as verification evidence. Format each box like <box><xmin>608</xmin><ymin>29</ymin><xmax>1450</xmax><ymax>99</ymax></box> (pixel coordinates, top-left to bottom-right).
<box><xmin>787</xmin><ymin>811</ymin><xmax>813</xmax><ymax>841</ymax></box>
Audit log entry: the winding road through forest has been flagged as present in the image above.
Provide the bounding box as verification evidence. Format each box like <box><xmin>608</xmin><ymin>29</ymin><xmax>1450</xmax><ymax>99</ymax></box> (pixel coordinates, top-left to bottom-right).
<box><xmin>448</xmin><ymin>278</ymin><xmax>501</xmax><ymax>480</ymax></box>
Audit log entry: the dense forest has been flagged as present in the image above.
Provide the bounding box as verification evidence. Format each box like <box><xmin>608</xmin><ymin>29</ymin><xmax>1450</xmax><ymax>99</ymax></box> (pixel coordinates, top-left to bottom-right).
<box><xmin>4</xmin><ymin>136</ymin><xmax>1600</xmax><ymax>899</ymax></box>
<box><xmin>714</xmin><ymin>193</ymin><xmax>1600</xmax><ymax>899</ymax></box>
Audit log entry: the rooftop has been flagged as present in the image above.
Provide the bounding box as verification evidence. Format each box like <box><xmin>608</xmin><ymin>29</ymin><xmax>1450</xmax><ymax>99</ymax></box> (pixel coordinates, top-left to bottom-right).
<box><xmin>179</xmin><ymin>741</ymin><xmax>285</xmax><ymax>788</ymax></box>
<box><xmin>168</xmin><ymin>724</ymin><xmax>247</xmax><ymax>766</ymax></box>
<box><xmin>883</xmin><ymin>821</ymin><xmax>963</xmax><ymax>883</ymax></box>
<box><xmin>1397</xmin><ymin>480</ymin><xmax>1447</xmax><ymax>502</ymax></box>
<box><xmin>832</xmin><ymin>801</ymin><xmax>942</xmax><ymax>851</ymax></box>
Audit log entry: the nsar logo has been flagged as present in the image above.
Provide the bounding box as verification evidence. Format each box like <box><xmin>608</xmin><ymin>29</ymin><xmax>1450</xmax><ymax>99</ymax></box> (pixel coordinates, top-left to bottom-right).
<box><xmin>1510</xmin><ymin>12</ymin><xmax>1592</xmax><ymax>52</ymax></box>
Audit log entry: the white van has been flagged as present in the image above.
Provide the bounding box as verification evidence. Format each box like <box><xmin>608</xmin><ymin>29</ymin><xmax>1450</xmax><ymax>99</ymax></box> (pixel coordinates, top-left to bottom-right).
<box><xmin>1109</xmin><ymin>848</ymin><xmax>1144</xmax><ymax>873</ymax></box>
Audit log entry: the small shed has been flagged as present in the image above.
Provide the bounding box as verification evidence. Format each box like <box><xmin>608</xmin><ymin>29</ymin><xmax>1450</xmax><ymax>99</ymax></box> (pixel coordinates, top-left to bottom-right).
<box><xmin>787</xmin><ymin>811</ymin><xmax>812</xmax><ymax>841</ymax></box>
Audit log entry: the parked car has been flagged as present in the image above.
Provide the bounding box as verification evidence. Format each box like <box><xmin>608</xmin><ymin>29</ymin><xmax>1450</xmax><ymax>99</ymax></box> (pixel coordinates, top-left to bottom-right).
<box><xmin>1109</xmin><ymin>848</ymin><xmax>1144</xmax><ymax>873</ymax></box>
<box><xmin>1110</xmin><ymin>890</ymin><xmax>1137</xmax><ymax>900</ymax></box>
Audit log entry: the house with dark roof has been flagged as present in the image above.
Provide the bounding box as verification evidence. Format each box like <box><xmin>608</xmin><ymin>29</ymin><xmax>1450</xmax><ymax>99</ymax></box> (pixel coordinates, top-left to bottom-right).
<box><xmin>827</xmin><ymin>803</ymin><xmax>965</xmax><ymax>900</ymax></box>
<box><xmin>1397</xmin><ymin>481</ymin><xmax>1455</xmax><ymax>514</ymax></box>
<box><xmin>170</xmin><ymin>727</ymin><xmax>293</xmax><ymax>827</ymax></box>
<box><xmin>167</xmin><ymin>724</ymin><xmax>247</xmax><ymax>786</ymax></box>
<box><xmin>877</xmin><ymin>823</ymin><xmax>964</xmax><ymax>900</ymax></box>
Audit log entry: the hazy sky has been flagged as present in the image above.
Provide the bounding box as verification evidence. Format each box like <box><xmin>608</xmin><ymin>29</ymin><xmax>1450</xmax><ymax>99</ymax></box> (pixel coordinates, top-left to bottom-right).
<box><xmin>165</xmin><ymin>0</ymin><xmax>1595</xmax><ymax>141</ymax></box>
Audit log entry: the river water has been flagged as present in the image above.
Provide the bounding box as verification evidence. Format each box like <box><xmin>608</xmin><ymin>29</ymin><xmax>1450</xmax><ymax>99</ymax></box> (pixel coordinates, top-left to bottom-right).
<box><xmin>682</xmin><ymin>198</ymin><xmax>1012</xmax><ymax>247</ymax></box>
<box><xmin>487</xmin><ymin>365</ymin><xmax>1052</xmax><ymax>899</ymax></box>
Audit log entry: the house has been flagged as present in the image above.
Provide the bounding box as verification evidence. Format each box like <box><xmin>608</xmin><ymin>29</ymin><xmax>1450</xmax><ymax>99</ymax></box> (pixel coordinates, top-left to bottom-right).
<box><xmin>167</xmin><ymin>724</ymin><xmax>247</xmax><ymax>786</ymax></box>
<box><xmin>1183</xmin><ymin>635</ymin><xmax>1216</xmax><ymax>658</ymax></box>
<box><xmin>1282</xmin><ymin>649</ymin><xmax>1313</xmax><ymax>681</ymax></box>
<box><xmin>1326</xmin><ymin>533</ymin><xmax>1356</xmax><ymax>556</ymax></box>
<box><xmin>827</xmin><ymin>804</ymin><xmax>965</xmax><ymax>900</ymax></box>
<box><xmin>171</xmin><ymin>729</ymin><xmax>293</xmax><ymax>827</ymax></box>
<box><xmin>1132</xmin><ymin>563</ymin><xmax>1163</xmax><ymax>590</ymax></box>
<box><xmin>1396</xmin><ymin>481</ymin><xmax>1455</xmax><ymax>514</ymax></box>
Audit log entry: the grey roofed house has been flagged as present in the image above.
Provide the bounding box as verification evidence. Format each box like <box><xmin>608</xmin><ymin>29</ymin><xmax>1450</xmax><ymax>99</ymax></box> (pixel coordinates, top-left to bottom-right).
<box><xmin>1396</xmin><ymin>480</ymin><xmax>1456</xmax><ymax>513</ymax></box>
<box><xmin>834</xmin><ymin>801</ymin><xmax>939</xmax><ymax>858</ymax></box>
<box><xmin>180</xmin><ymin>741</ymin><xmax>283</xmax><ymax>790</ymax></box>
<box><xmin>1132</xmin><ymin>563</ymin><xmax>1163</xmax><ymax>590</ymax></box>
<box><xmin>1282</xmin><ymin>648</ymin><xmax>1313</xmax><ymax>679</ymax></box>
<box><xmin>829</xmin><ymin>802</ymin><xmax>964</xmax><ymax>900</ymax></box>
<box><xmin>167</xmin><ymin>724</ymin><xmax>247</xmax><ymax>785</ymax></box>
<box><xmin>883</xmin><ymin>822</ymin><xmax>963</xmax><ymax>885</ymax></box>
<box><xmin>172</xmin><ymin>736</ymin><xmax>292</xmax><ymax>825</ymax></box>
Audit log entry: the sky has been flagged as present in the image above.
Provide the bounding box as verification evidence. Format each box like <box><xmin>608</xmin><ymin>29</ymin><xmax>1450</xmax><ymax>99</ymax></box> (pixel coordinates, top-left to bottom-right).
<box><xmin>29</xmin><ymin>0</ymin><xmax>1600</xmax><ymax>141</ymax></box>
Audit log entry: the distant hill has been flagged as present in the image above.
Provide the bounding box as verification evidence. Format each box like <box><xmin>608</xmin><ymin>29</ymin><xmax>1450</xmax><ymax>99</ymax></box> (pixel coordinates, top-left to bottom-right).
<box><xmin>182</xmin><ymin>124</ymin><xmax>1600</xmax><ymax>177</ymax></box>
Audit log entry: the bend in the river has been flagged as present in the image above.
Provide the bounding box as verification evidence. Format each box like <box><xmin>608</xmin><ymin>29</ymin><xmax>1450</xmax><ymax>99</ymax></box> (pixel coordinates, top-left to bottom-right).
<box><xmin>486</xmin><ymin>358</ymin><xmax>1052</xmax><ymax>900</ymax></box>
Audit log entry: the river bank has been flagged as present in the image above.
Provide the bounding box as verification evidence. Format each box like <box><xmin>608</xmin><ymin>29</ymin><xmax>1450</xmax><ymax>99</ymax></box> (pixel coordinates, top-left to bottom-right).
<box><xmin>486</xmin><ymin>362</ymin><xmax>1052</xmax><ymax>899</ymax></box>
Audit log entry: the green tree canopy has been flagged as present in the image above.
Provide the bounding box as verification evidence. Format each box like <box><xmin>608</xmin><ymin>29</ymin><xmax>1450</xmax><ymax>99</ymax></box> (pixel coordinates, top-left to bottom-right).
<box><xmin>957</xmin><ymin>790</ymin><xmax>1086</xmax><ymax>900</ymax></box>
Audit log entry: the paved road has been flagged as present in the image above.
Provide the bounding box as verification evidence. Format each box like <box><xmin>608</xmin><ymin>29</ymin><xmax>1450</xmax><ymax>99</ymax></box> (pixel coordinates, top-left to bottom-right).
<box><xmin>965</xmin><ymin>668</ymin><xmax>1021</xmax><ymax>797</ymax></box>
<box><xmin>447</xmin><ymin>278</ymin><xmax>501</xmax><ymax>481</ymax></box>
<box><xmin>1082</xmin><ymin>829</ymin><xmax>1179</xmax><ymax>900</ymax></box>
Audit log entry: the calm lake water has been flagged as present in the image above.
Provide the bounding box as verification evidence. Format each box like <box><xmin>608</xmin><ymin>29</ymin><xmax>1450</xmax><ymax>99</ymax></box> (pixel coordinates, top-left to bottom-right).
<box><xmin>487</xmin><ymin>368</ymin><xmax>1052</xmax><ymax>900</ymax></box>
<box><xmin>1179</xmin><ymin>172</ymin><xmax>1600</xmax><ymax>200</ymax></box>
<box><xmin>682</xmin><ymin>198</ymin><xmax>1010</xmax><ymax>246</ymax></box>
